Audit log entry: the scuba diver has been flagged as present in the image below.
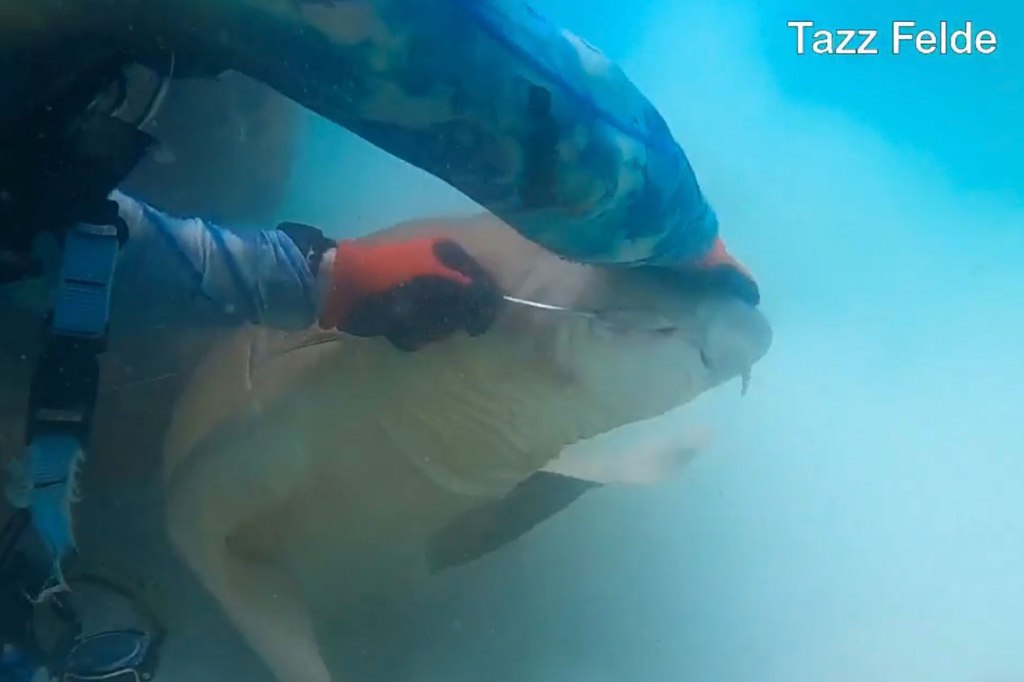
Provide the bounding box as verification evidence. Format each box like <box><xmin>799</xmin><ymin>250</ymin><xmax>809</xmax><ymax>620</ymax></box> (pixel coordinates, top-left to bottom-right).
<box><xmin>1</xmin><ymin>0</ymin><xmax>760</xmax><ymax>679</ymax></box>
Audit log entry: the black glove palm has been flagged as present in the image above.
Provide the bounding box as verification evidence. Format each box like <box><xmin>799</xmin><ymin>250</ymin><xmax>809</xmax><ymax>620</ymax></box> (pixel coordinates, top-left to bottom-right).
<box><xmin>321</xmin><ymin>236</ymin><xmax>502</xmax><ymax>352</ymax></box>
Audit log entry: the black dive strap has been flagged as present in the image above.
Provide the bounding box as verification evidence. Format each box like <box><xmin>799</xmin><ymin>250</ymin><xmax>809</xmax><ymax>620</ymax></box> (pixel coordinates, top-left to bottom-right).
<box><xmin>276</xmin><ymin>220</ymin><xmax>335</xmax><ymax>274</ymax></box>
<box><xmin>1</xmin><ymin>44</ymin><xmax>171</xmax><ymax>682</ymax></box>
<box><xmin>21</xmin><ymin>204</ymin><xmax>128</xmax><ymax>601</ymax></box>
<box><xmin>4</xmin><ymin>59</ymin><xmax>156</xmax><ymax>595</ymax></box>
<box><xmin>28</xmin><ymin>206</ymin><xmax>126</xmax><ymax>441</ymax></box>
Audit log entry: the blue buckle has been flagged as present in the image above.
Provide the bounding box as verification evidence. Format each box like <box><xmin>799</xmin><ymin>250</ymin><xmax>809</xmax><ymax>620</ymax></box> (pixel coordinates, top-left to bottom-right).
<box><xmin>27</xmin><ymin>221</ymin><xmax>121</xmax><ymax>441</ymax></box>
<box><xmin>52</xmin><ymin>222</ymin><xmax>121</xmax><ymax>340</ymax></box>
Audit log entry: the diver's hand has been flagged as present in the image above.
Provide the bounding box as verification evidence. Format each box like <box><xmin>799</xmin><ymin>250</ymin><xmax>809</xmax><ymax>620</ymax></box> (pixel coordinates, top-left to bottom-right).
<box><xmin>317</xmin><ymin>236</ymin><xmax>502</xmax><ymax>351</ymax></box>
<box><xmin>677</xmin><ymin>236</ymin><xmax>761</xmax><ymax>306</ymax></box>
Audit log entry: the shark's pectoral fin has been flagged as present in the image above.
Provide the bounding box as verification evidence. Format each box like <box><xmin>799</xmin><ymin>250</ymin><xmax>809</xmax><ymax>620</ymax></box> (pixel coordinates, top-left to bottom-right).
<box><xmin>425</xmin><ymin>414</ymin><xmax>713</xmax><ymax>573</ymax></box>
<box><xmin>540</xmin><ymin>412</ymin><xmax>713</xmax><ymax>485</ymax></box>
<box><xmin>426</xmin><ymin>471</ymin><xmax>600</xmax><ymax>573</ymax></box>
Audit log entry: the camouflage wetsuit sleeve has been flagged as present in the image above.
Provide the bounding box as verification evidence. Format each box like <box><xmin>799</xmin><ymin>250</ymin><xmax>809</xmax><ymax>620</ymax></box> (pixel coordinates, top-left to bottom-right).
<box><xmin>108</xmin><ymin>190</ymin><xmax>320</xmax><ymax>332</ymax></box>
<box><xmin>198</xmin><ymin>0</ymin><xmax>718</xmax><ymax>266</ymax></box>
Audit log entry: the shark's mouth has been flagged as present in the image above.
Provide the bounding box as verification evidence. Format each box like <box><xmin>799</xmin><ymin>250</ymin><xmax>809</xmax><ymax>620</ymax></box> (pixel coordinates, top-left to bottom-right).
<box><xmin>698</xmin><ymin>296</ymin><xmax>773</xmax><ymax>386</ymax></box>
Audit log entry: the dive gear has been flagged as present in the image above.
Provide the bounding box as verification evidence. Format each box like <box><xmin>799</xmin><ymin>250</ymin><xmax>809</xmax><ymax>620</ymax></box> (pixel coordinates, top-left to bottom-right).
<box><xmin>42</xmin><ymin>576</ymin><xmax>162</xmax><ymax>682</ymax></box>
<box><xmin>24</xmin><ymin>213</ymin><xmax>127</xmax><ymax>596</ymax></box>
<box><xmin>0</xmin><ymin>518</ymin><xmax>163</xmax><ymax>682</ymax></box>
<box><xmin>0</xmin><ymin>52</ymin><xmax>155</xmax><ymax>285</ymax></box>
<box><xmin>1</xmin><ymin>47</ymin><xmax>162</xmax><ymax>594</ymax></box>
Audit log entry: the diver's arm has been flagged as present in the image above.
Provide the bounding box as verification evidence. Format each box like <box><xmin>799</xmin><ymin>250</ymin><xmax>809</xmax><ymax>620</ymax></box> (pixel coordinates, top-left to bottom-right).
<box><xmin>107</xmin><ymin>192</ymin><xmax>502</xmax><ymax>346</ymax></box>
<box><xmin>198</xmin><ymin>0</ymin><xmax>718</xmax><ymax>266</ymax></box>
<box><xmin>109</xmin><ymin>190</ymin><xmax>321</xmax><ymax>332</ymax></box>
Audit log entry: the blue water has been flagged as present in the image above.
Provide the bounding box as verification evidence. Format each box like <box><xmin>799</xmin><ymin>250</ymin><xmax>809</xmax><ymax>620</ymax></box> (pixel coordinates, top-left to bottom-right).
<box><xmin>276</xmin><ymin>1</ymin><xmax>1024</xmax><ymax>680</ymax></box>
<box><xmin>748</xmin><ymin>0</ymin><xmax>1022</xmax><ymax>197</ymax></box>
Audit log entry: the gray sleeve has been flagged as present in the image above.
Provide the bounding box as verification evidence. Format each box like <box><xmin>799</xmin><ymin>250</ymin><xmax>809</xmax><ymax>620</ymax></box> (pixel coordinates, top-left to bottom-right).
<box><xmin>108</xmin><ymin>190</ymin><xmax>320</xmax><ymax>333</ymax></box>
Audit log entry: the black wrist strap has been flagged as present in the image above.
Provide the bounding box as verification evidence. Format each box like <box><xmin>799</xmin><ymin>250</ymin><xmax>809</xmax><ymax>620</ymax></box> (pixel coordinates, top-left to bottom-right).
<box><xmin>276</xmin><ymin>221</ymin><xmax>335</xmax><ymax>274</ymax></box>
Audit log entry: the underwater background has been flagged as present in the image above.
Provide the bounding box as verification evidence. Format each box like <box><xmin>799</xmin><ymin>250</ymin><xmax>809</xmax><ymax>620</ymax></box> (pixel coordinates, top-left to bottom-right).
<box><xmin>254</xmin><ymin>0</ymin><xmax>1024</xmax><ymax>680</ymax></box>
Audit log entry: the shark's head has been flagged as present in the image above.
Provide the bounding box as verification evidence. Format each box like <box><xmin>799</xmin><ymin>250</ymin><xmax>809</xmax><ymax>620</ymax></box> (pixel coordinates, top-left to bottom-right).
<box><xmin>514</xmin><ymin>263</ymin><xmax>773</xmax><ymax>417</ymax></box>
<box><xmin>364</xmin><ymin>214</ymin><xmax>774</xmax><ymax>425</ymax></box>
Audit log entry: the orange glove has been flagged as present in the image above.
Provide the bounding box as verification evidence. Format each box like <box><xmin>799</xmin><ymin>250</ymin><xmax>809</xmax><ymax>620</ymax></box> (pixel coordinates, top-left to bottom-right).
<box><xmin>318</xmin><ymin>236</ymin><xmax>502</xmax><ymax>351</ymax></box>
<box><xmin>681</xmin><ymin>236</ymin><xmax>760</xmax><ymax>306</ymax></box>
